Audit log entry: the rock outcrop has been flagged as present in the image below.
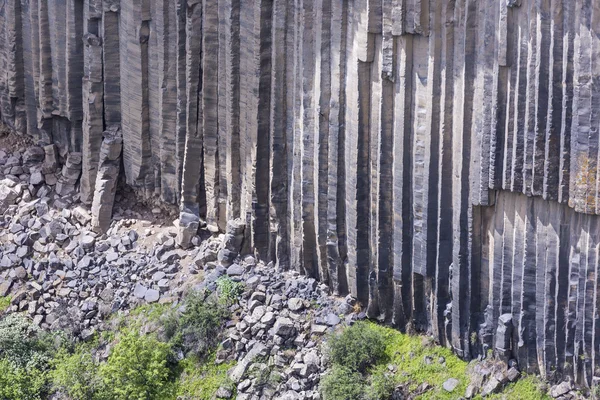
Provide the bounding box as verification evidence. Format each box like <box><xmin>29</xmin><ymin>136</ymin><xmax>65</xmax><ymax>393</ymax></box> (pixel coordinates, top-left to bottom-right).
<box><xmin>1</xmin><ymin>0</ymin><xmax>599</xmax><ymax>386</ymax></box>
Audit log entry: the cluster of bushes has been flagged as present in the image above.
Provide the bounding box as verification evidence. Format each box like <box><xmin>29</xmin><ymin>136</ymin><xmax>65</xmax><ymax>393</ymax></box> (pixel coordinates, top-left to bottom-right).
<box><xmin>321</xmin><ymin>321</ymin><xmax>553</xmax><ymax>400</ymax></box>
<box><xmin>320</xmin><ymin>321</ymin><xmax>396</xmax><ymax>400</ymax></box>
<box><xmin>0</xmin><ymin>276</ymin><xmax>243</xmax><ymax>400</ymax></box>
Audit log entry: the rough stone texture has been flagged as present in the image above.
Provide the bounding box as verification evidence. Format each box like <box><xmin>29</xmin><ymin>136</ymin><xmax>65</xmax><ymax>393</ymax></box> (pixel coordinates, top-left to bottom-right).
<box><xmin>1</xmin><ymin>0</ymin><xmax>600</xmax><ymax>386</ymax></box>
<box><xmin>91</xmin><ymin>125</ymin><xmax>122</xmax><ymax>233</ymax></box>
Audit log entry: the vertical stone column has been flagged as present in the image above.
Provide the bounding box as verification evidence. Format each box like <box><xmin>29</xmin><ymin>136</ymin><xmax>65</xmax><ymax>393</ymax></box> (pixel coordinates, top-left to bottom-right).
<box><xmin>81</xmin><ymin>0</ymin><xmax>104</xmax><ymax>204</ymax></box>
<box><xmin>91</xmin><ymin>126</ymin><xmax>122</xmax><ymax>233</ymax></box>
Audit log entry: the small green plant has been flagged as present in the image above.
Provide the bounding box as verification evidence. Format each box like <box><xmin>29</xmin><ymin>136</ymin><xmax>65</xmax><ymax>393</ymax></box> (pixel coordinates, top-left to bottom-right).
<box><xmin>176</xmin><ymin>354</ymin><xmax>235</xmax><ymax>400</ymax></box>
<box><xmin>174</xmin><ymin>290</ymin><xmax>228</xmax><ymax>358</ymax></box>
<box><xmin>51</xmin><ymin>347</ymin><xmax>103</xmax><ymax>400</ymax></box>
<box><xmin>470</xmin><ymin>331</ymin><xmax>478</xmax><ymax>345</ymax></box>
<box><xmin>216</xmin><ymin>276</ymin><xmax>244</xmax><ymax>305</ymax></box>
<box><xmin>486</xmin><ymin>375</ymin><xmax>551</xmax><ymax>400</ymax></box>
<box><xmin>0</xmin><ymin>358</ymin><xmax>49</xmax><ymax>400</ymax></box>
<box><xmin>99</xmin><ymin>330</ymin><xmax>176</xmax><ymax>400</ymax></box>
<box><xmin>0</xmin><ymin>313</ymin><xmax>64</xmax><ymax>369</ymax></box>
<box><xmin>366</xmin><ymin>365</ymin><xmax>396</xmax><ymax>400</ymax></box>
<box><xmin>0</xmin><ymin>295</ymin><xmax>11</xmax><ymax>312</ymax></box>
<box><xmin>320</xmin><ymin>365</ymin><xmax>366</xmax><ymax>400</ymax></box>
<box><xmin>327</xmin><ymin>321</ymin><xmax>387</xmax><ymax>373</ymax></box>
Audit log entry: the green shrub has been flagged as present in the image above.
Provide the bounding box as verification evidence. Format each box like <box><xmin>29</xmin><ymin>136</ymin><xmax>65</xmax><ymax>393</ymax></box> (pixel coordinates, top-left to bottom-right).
<box><xmin>0</xmin><ymin>313</ymin><xmax>45</xmax><ymax>366</ymax></box>
<box><xmin>216</xmin><ymin>276</ymin><xmax>244</xmax><ymax>305</ymax></box>
<box><xmin>320</xmin><ymin>366</ymin><xmax>366</xmax><ymax>400</ymax></box>
<box><xmin>0</xmin><ymin>313</ymin><xmax>67</xmax><ymax>370</ymax></box>
<box><xmin>176</xmin><ymin>354</ymin><xmax>235</xmax><ymax>400</ymax></box>
<box><xmin>160</xmin><ymin>306</ymin><xmax>181</xmax><ymax>343</ymax></box>
<box><xmin>327</xmin><ymin>321</ymin><xmax>387</xmax><ymax>373</ymax></box>
<box><xmin>366</xmin><ymin>365</ymin><xmax>396</xmax><ymax>400</ymax></box>
<box><xmin>99</xmin><ymin>330</ymin><xmax>176</xmax><ymax>400</ymax></box>
<box><xmin>0</xmin><ymin>358</ymin><xmax>48</xmax><ymax>400</ymax></box>
<box><xmin>176</xmin><ymin>291</ymin><xmax>227</xmax><ymax>357</ymax></box>
<box><xmin>51</xmin><ymin>347</ymin><xmax>103</xmax><ymax>400</ymax></box>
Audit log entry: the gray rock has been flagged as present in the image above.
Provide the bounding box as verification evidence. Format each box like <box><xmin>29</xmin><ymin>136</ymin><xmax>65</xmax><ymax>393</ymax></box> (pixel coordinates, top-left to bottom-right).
<box><xmin>0</xmin><ymin>184</ymin><xmax>18</xmax><ymax>213</ymax></box>
<box><xmin>144</xmin><ymin>289</ymin><xmax>160</xmax><ymax>303</ymax></box>
<box><xmin>278</xmin><ymin>391</ymin><xmax>301</xmax><ymax>400</ymax></box>
<box><xmin>273</xmin><ymin>317</ymin><xmax>295</xmax><ymax>337</ymax></box>
<box><xmin>260</xmin><ymin>311</ymin><xmax>276</xmax><ymax>326</ymax></box>
<box><xmin>443</xmin><ymin>378</ymin><xmax>459</xmax><ymax>392</ymax></box>
<box><xmin>230</xmin><ymin>343</ymin><xmax>268</xmax><ymax>382</ymax></box>
<box><xmin>14</xmin><ymin>266</ymin><xmax>27</xmax><ymax>279</ymax></box>
<box><xmin>134</xmin><ymin>283</ymin><xmax>148</xmax><ymax>299</ymax></box>
<box><xmin>99</xmin><ymin>287</ymin><xmax>114</xmax><ymax>302</ymax></box>
<box><xmin>507</xmin><ymin>367</ymin><xmax>520</xmax><ymax>382</ymax></box>
<box><xmin>287</xmin><ymin>298</ymin><xmax>304</xmax><ymax>311</ymax></box>
<box><xmin>226</xmin><ymin>264</ymin><xmax>244</xmax><ymax>276</ymax></box>
<box><xmin>481</xmin><ymin>377</ymin><xmax>501</xmax><ymax>397</ymax></box>
<box><xmin>30</xmin><ymin>171</ymin><xmax>44</xmax><ymax>185</ymax></box>
<box><xmin>80</xmin><ymin>235</ymin><xmax>96</xmax><ymax>250</ymax></box>
<box><xmin>325</xmin><ymin>313</ymin><xmax>341</xmax><ymax>326</ymax></box>
<box><xmin>215</xmin><ymin>386</ymin><xmax>232</xmax><ymax>399</ymax></box>
<box><xmin>0</xmin><ymin>279</ymin><xmax>13</xmax><ymax>297</ymax></box>
<box><xmin>549</xmin><ymin>381</ymin><xmax>572</xmax><ymax>398</ymax></box>
<box><xmin>465</xmin><ymin>384</ymin><xmax>478</xmax><ymax>399</ymax></box>
<box><xmin>311</xmin><ymin>324</ymin><xmax>328</xmax><ymax>335</ymax></box>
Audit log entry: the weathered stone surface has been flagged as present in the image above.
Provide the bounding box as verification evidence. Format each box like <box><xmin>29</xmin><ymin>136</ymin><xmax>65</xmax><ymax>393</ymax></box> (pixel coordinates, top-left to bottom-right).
<box><xmin>91</xmin><ymin>126</ymin><xmax>122</xmax><ymax>233</ymax></box>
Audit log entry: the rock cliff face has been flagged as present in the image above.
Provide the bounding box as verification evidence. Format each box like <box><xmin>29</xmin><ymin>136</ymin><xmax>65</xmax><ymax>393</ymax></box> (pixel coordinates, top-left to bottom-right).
<box><xmin>1</xmin><ymin>0</ymin><xmax>599</xmax><ymax>385</ymax></box>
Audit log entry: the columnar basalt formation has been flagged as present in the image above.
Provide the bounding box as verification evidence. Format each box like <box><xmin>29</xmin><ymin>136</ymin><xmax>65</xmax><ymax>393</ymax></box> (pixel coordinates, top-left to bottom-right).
<box><xmin>1</xmin><ymin>0</ymin><xmax>599</xmax><ymax>385</ymax></box>
<box><xmin>91</xmin><ymin>125</ymin><xmax>122</xmax><ymax>233</ymax></box>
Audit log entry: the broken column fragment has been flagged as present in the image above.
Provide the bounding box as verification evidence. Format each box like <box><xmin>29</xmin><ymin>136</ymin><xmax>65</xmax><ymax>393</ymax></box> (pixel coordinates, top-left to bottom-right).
<box><xmin>91</xmin><ymin>126</ymin><xmax>122</xmax><ymax>233</ymax></box>
<box><xmin>494</xmin><ymin>314</ymin><xmax>513</xmax><ymax>362</ymax></box>
<box><xmin>55</xmin><ymin>153</ymin><xmax>82</xmax><ymax>197</ymax></box>
<box><xmin>217</xmin><ymin>219</ymin><xmax>246</xmax><ymax>267</ymax></box>
<box><xmin>177</xmin><ymin>207</ymin><xmax>200</xmax><ymax>249</ymax></box>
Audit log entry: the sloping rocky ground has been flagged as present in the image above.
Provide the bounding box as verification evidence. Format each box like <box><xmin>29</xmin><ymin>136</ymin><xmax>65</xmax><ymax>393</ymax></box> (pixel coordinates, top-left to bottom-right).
<box><xmin>0</xmin><ymin>137</ymin><xmax>585</xmax><ymax>400</ymax></box>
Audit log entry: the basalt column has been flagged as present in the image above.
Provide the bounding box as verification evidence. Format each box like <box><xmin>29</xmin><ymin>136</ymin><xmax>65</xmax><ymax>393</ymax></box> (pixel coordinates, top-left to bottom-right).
<box><xmin>3</xmin><ymin>0</ymin><xmax>600</xmax><ymax>386</ymax></box>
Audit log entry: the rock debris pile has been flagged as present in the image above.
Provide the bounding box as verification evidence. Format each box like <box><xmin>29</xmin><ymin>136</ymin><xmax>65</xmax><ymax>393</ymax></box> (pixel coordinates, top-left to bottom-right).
<box><xmin>0</xmin><ymin>143</ymin><xmax>186</xmax><ymax>339</ymax></box>
<box><xmin>201</xmin><ymin>263</ymin><xmax>354</xmax><ymax>400</ymax></box>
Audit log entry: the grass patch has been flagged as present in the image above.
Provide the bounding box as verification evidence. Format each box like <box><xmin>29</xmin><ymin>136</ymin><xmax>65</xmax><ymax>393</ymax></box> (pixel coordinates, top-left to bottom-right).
<box><xmin>0</xmin><ymin>296</ymin><xmax>10</xmax><ymax>313</ymax></box>
<box><xmin>322</xmin><ymin>321</ymin><xmax>550</xmax><ymax>400</ymax></box>
<box><xmin>484</xmin><ymin>375</ymin><xmax>551</xmax><ymax>400</ymax></box>
<box><xmin>370</xmin><ymin>322</ymin><xmax>468</xmax><ymax>400</ymax></box>
<box><xmin>176</xmin><ymin>353</ymin><xmax>235</xmax><ymax>400</ymax></box>
<box><xmin>129</xmin><ymin>302</ymin><xmax>173</xmax><ymax>323</ymax></box>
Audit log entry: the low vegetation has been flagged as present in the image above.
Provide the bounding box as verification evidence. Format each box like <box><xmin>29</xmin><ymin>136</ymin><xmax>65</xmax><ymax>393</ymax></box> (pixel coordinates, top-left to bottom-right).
<box><xmin>0</xmin><ymin>296</ymin><xmax>10</xmax><ymax>313</ymax></box>
<box><xmin>0</xmin><ymin>277</ymin><xmax>244</xmax><ymax>400</ymax></box>
<box><xmin>486</xmin><ymin>376</ymin><xmax>550</xmax><ymax>400</ymax></box>
<box><xmin>320</xmin><ymin>321</ymin><xmax>551</xmax><ymax>400</ymax></box>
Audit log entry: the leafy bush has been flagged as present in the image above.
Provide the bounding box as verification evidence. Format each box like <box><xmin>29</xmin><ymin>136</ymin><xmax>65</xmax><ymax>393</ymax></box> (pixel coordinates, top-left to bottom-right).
<box><xmin>327</xmin><ymin>321</ymin><xmax>386</xmax><ymax>373</ymax></box>
<box><xmin>320</xmin><ymin>366</ymin><xmax>366</xmax><ymax>400</ymax></box>
<box><xmin>366</xmin><ymin>365</ymin><xmax>396</xmax><ymax>400</ymax></box>
<box><xmin>169</xmin><ymin>291</ymin><xmax>227</xmax><ymax>358</ymax></box>
<box><xmin>0</xmin><ymin>358</ymin><xmax>48</xmax><ymax>400</ymax></box>
<box><xmin>216</xmin><ymin>276</ymin><xmax>244</xmax><ymax>305</ymax></box>
<box><xmin>0</xmin><ymin>313</ymin><xmax>68</xmax><ymax>371</ymax></box>
<box><xmin>176</xmin><ymin>354</ymin><xmax>235</xmax><ymax>400</ymax></box>
<box><xmin>0</xmin><ymin>313</ymin><xmax>47</xmax><ymax>367</ymax></box>
<box><xmin>51</xmin><ymin>347</ymin><xmax>103</xmax><ymax>400</ymax></box>
<box><xmin>99</xmin><ymin>330</ymin><xmax>176</xmax><ymax>400</ymax></box>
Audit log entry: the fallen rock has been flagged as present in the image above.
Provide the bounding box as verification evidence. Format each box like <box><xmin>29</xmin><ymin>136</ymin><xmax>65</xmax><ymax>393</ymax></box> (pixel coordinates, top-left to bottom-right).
<box><xmin>443</xmin><ymin>378</ymin><xmax>459</xmax><ymax>393</ymax></box>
